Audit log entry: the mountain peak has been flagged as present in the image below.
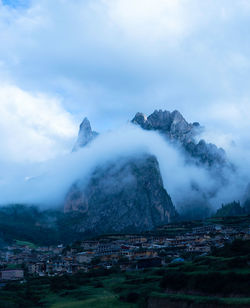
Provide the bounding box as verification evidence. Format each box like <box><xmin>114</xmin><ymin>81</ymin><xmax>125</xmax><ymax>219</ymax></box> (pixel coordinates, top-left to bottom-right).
<box><xmin>171</xmin><ymin>110</ymin><xmax>184</xmax><ymax>121</ymax></box>
<box><xmin>73</xmin><ymin>117</ymin><xmax>98</xmax><ymax>151</ymax></box>
<box><xmin>131</xmin><ymin>112</ymin><xmax>147</xmax><ymax>126</ymax></box>
<box><xmin>132</xmin><ymin>109</ymin><xmax>190</xmax><ymax>133</ymax></box>
<box><xmin>79</xmin><ymin>117</ymin><xmax>91</xmax><ymax>131</ymax></box>
<box><xmin>131</xmin><ymin>109</ymin><xmax>227</xmax><ymax>167</ymax></box>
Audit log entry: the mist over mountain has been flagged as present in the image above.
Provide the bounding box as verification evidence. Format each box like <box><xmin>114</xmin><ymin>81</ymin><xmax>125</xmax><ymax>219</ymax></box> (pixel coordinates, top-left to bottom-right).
<box><xmin>65</xmin><ymin>112</ymin><xmax>177</xmax><ymax>232</ymax></box>
<box><xmin>0</xmin><ymin>1</ymin><xmax>249</xmax><ymax>230</ymax></box>
<box><xmin>63</xmin><ymin>109</ymin><xmax>246</xmax><ymax>228</ymax></box>
<box><xmin>0</xmin><ymin>107</ymin><xmax>249</xmax><ymax>230</ymax></box>
<box><xmin>132</xmin><ymin>110</ymin><xmax>228</xmax><ymax>169</ymax></box>
<box><xmin>131</xmin><ymin>109</ymin><xmax>237</xmax><ymax>219</ymax></box>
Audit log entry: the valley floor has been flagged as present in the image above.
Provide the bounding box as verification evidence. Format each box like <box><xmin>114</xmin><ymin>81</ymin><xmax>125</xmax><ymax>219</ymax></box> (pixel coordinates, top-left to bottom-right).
<box><xmin>0</xmin><ymin>239</ymin><xmax>250</xmax><ymax>308</ymax></box>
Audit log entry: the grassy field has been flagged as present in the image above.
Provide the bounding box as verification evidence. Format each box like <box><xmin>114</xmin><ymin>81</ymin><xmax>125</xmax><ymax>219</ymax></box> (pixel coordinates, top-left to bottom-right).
<box><xmin>15</xmin><ymin>240</ymin><xmax>37</xmax><ymax>249</ymax></box>
<box><xmin>1</xmin><ymin>266</ymin><xmax>249</xmax><ymax>307</ymax></box>
<box><xmin>151</xmin><ymin>292</ymin><xmax>250</xmax><ymax>306</ymax></box>
<box><xmin>44</xmin><ymin>287</ymin><xmax>136</xmax><ymax>308</ymax></box>
<box><xmin>40</xmin><ymin>274</ymin><xmax>139</xmax><ymax>308</ymax></box>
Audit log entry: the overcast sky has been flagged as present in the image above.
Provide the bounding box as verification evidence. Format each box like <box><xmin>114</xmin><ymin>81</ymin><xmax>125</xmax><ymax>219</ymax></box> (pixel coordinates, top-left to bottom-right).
<box><xmin>0</xmin><ymin>0</ymin><xmax>250</xmax><ymax>163</ymax></box>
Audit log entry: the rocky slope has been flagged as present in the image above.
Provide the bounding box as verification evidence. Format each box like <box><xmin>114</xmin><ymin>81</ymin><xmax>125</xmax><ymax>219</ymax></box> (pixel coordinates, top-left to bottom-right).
<box><xmin>65</xmin><ymin>154</ymin><xmax>177</xmax><ymax>233</ymax></box>
<box><xmin>132</xmin><ymin>110</ymin><xmax>226</xmax><ymax>167</ymax></box>
<box><xmin>64</xmin><ymin>109</ymin><xmax>233</xmax><ymax>226</ymax></box>
<box><xmin>64</xmin><ymin>117</ymin><xmax>177</xmax><ymax>233</ymax></box>
<box><xmin>131</xmin><ymin>110</ymin><xmax>234</xmax><ymax>219</ymax></box>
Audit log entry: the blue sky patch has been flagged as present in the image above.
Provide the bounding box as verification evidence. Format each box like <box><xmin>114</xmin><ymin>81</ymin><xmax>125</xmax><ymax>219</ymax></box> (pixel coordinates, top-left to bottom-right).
<box><xmin>2</xmin><ymin>0</ymin><xmax>30</xmax><ymax>8</ymax></box>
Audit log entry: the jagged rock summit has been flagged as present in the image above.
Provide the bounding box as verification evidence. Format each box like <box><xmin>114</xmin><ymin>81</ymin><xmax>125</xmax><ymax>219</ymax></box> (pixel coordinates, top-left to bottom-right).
<box><xmin>132</xmin><ymin>109</ymin><xmax>226</xmax><ymax>167</ymax></box>
<box><xmin>73</xmin><ymin>117</ymin><xmax>98</xmax><ymax>151</ymax></box>
<box><xmin>64</xmin><ymin>116</ymin><xmax>177</xmax><ymax>234</ymax></box>
<box><xmin>132</xmin><ymin>110</ymin><xmax>195</xmax><ymax>141</ymax></box>
<box><xmin>64</xmin><ymin>109</ymin><xmax>231</xmax><ymax>229</ymax></box>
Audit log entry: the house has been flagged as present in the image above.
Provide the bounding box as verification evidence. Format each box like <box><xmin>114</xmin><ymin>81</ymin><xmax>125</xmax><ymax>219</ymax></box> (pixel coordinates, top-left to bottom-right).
<box><xmin>127</xmin><ymin>236</ymin><xmax>147</xmax><ymax>244</ymax></box>
<box><xmin>28</xmin><ymin>263</ymin><xmax>36</xmax><ymax>274</ymax></box>
<box><xmin>80</xmin><ymin>241</ymin><xmax>99</xmax><ymax>250</ymax></box>
<box><xmin>1</xmin><ymin>269</ymin><xmax>24</xmax><ymax>280</ymax></box>
<box><xmin>192</xmin><ymin>225</ymin><xmax>217</xmax><ymax>234</ymax></box>
<box><xmin>131</xmin><ymin>249</ymin><xmax>157</xmax><ymax>259</ymax></box>
<box><xmin>187</xmin><ymin>245</ymin><xmax>210</xmax><ymax>253</ymax></box>
<box><xmin>28</xmin><ymin>262</ymin><xmax>45</xmax><ymax>274</ymax></box>
<box><xmin>76</xmin><ymin>252</ymin><xmax>93</xmax><ymax>264</ymax></box>
<box><xmin>95</xmin><ymin>243</ymin><xmax>120</xmax><ymax>256</ymax></box>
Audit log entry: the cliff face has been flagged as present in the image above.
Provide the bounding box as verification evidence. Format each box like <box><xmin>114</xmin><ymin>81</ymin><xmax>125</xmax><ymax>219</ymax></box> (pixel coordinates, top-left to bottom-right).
<box><xmin>65</xmin><ymin>154</ymin><xmax>177</xmax><ymax>233</ymax></box>
<box><xmin>64</xmin><ymin>115</ymin><xmax>177</xmax><ymax>233</ymax></box>
<box><xmin>64</xmin><ymin>109</ymin><xmax>230</xmax><ymax>227</ymax></box>
<box><xmin>131</xmin><ymin>110</ymin><xmax>232</xmax><ymax>219</ymax></box>
<box><xmin>132</xmin><ymin>110</ymin><xmax>226</xmax><ymax>168</ymax></box>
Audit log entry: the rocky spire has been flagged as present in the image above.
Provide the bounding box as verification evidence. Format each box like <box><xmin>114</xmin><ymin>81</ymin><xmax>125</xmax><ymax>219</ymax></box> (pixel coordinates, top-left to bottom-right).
<box><xmin>73</xmin><ymin>117</ymin><xmax>98</xmax><ymax>151</ymax></box>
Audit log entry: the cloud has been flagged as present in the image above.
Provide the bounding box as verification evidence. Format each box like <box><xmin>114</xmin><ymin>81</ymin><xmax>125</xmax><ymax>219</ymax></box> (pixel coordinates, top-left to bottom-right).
<box><xmin>0</xmin><ymin>0</ymin><xmax>250</xmax><ymax>133</ymax></box>
<box><xmin>0</xmin><ymin>0</ymin><xmax>249</xmax><ymax>212</ymax></box>
<box><xmin>0</xmin><ymin>124</ymin><xmax>215</xmax><ymax>208</ymax></box>
<box><xmin>102</xmin><ymin>0</ymin><xmax>193</xmax><ymax>46</ymax></box>
<box><xmin>0</xmin><ymin>83</ymin><xmax>77</xmax><ymax>162</ymax></box>
<box><xmin>0</xmin><ymin>114</ymin><xmax>246</xmax><ymax>215</ymax></box>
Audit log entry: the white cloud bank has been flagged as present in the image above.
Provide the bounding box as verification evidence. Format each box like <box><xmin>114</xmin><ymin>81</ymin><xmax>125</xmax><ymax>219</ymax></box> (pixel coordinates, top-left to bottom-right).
<box><xmin>0</xmin><ymin>84</ymin><xmax>77</xmax><ymax>162</ymax></box>
<box><xmin>0</xmin><ymin>0</ymin><xmax>250</xmax><ymax>133</ymax></box>
<box><xmin>0</xmin><ymin>124</ymin><xmax>215</xmax><ymax>208</ymax></box>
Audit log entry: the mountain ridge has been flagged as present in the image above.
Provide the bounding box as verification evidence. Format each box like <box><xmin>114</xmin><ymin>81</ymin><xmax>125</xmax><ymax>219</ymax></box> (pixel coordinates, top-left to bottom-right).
<box><xmin>64</xmin><ymin>110</ymin><xmax>185</xmax><ymax>232</ymax></box>
<box><xmin>64</xmin><ymin>109</ymin><xmax>232</xmax><ymax>228</ymax></box>
<box><xmin>132</xmin><ymin>109</ymin><xmax>227</xmax><ymax>168</ymax></box>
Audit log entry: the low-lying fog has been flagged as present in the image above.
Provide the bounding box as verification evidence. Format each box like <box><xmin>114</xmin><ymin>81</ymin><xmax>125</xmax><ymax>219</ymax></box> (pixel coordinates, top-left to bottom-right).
<box><xmin>0</xmin><ymin>122</ymin><xmax>248</xmax><ymax>216</ymax></box>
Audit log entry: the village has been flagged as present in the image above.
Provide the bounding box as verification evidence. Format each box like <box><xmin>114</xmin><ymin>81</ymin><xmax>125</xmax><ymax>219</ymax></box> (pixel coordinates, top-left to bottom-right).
<box><xmin>0</xmin><ymin>222</ymin><xmax>249</xmax><ymax>282</ymax></box>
